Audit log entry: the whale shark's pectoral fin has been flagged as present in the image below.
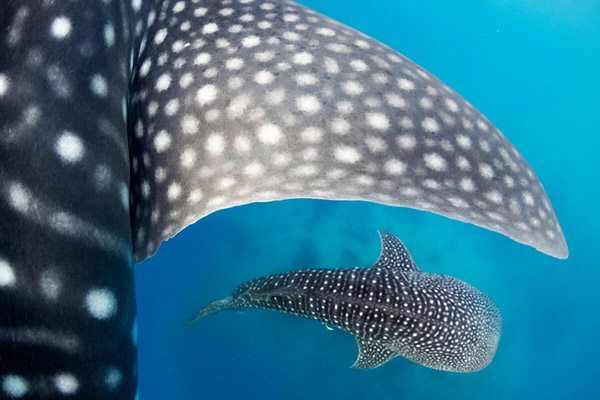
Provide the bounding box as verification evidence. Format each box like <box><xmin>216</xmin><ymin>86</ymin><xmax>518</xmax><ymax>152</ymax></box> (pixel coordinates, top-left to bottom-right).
<box><xmin>129</xmin><ymin>0</ymin><xmax>567</xmax><ymax>262</ymax></box>
<box><xmin>372</xmin><ymin>231</ymin><xmax>420</xmax><ymax>273</ymax></box>
<box><xmin>352</xmin><ymin>337</ymin><xmax>398</xmax><ymax>370</ymax></box>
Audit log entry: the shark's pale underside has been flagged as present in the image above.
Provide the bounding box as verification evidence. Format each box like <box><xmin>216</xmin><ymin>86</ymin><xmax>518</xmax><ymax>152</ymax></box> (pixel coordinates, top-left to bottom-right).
<box><xmin>186</xmin><ymin>231</ymin><xmax>502</xmax><ymax>372</ymax></box>
<box><xmin>0</xmin><ymin>0</ymin><xmax>566</xmax><ymax>398</ymax></box>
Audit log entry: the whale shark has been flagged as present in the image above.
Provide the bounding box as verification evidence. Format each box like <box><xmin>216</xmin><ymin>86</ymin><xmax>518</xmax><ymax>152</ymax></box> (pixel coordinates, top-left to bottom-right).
<box><xmin>185</xmin><ymin>231</ymin><xmax>502</xmax><ymax>372</ymax></box>
<box><xmin>0</xmin><ymin>0</ymin><xmax>566</xmax><ymax>398</ymax></box>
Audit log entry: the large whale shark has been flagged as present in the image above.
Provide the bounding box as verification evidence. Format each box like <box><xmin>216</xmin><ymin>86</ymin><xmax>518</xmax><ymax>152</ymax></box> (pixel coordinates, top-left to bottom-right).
<box><xmin>0</xmin><ymin>0</ymin><xmax>566</xmax><ymax>398</ymax></box>
<box><xmin>185</xmin><ymin>231</ymin><xmax>502</xmax><ymax>372</ymax></box>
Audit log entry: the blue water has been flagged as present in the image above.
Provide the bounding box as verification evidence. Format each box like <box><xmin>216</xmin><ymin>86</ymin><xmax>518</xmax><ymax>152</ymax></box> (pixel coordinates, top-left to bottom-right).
<box><xmin>136</xmin><ymin>1</ymin><xmax>600</xmax><ymax>399</ymax></box>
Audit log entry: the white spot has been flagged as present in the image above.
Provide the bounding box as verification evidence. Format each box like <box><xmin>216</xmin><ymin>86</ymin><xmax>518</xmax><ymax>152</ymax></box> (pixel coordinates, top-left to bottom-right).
<box><xmin>188</xmin><ymin>189</ymin><xmax>203</xmax><ymax>204</ymax></box>
<box><xmin>257</xmin><ymin>123</ymin><xmax>282</xmax><ymax>145</ymax></box>
<box><xmin>155</xmin><ymin>73</ymin><xmax>171</xmax><ymax>92</ymax></box>
<box><xmin>350</xmin><ymin>59</ymin><xmax>369</xmax><ymax>72</ymax></box>
<box><xmin>234</xmin><ymin>136</ymin><xmax>251</xmax><ymax>153</ymax></box>
<box><xmin>479</xmin><ymin>163</ymin><xmax>494</xmax><ymax>179</ymax></box>
<box><xmin>341</xmin><ymin>81</ymin><xmax>363</xmax><ymax>96</ymax></box>
<box><xmin>397</xmin><ymin>135</ymin><xmax>416</xmax><ymax>150</ymax></box>
<box><xmin>54</xmin><ymin>373</ymin><xmax>79</xmax><ymax>395</ymax></box>
<box><xmin>85</xmin><ymin>288</ymin><xmax>117</xmax><ymax>319</ymax></box>
<box><xmin>330</xmin><ymin>118</ymin><xmax>350</xmax><ymax>135</ymax></box>
<box><xmin>422</xmin><ymin>179</ymin><xmax>440</xmax><ymax>190</ymax></box>
<box><xmin>2</xmin><ymin>375</ymin><xmax>28</xmax><ymax>398</ymax></box>
<box><xmin>385</xmin><ymin>159</ymin><xmax>406</xmax><ymax>175</ymax></box>
<box><xmin>0</xmin><ymin>73</ymin><xmax>9</xmax><ymax>97</ymax></box>
<box><xmin>296</xmin><ymin>95</ymin><xmax>320</xmax><ymax>114</ymax></box>
<box><xmin>293</xmin><ymin>52</ymin><xmax>313</xmax><ymax>65</ymax></box>
<box><xmin>366</xmin><ymin>113</ymin><xmax>389</xmax><ymax>131</ymax></box>
<box><xmin>206</xmin><ymin>133</ymin><xmax>225</xmax><ymax>155</ymax></box>
<box><xmin>167</xmin><ymin>183</ymin><xmax>181</xmax><ymax>200</ymax></box>
<box><xmin>398</xmin><ymin>78</ymin><xmax>415</xmax><ymax>91</ymax></box>
<box><xmin>55</xmin><ymin>132</ymin><xmax>84</xmax><ymax>163</ymax></box>
<box><xmin>119</xmin><ymin>182</ymin><xmax>128</xmax><ymax>210</ymax></box>
<box><xmin>50</xmin><ymin>16</ymin><xmax>71</xmax><ymax>40</ymax></box>
<box><xmin>424</xmin><ymin>153</ymin><xmax>447</xmax><ymax>171</ymax></box>
<box><xmin>194</xmin><ymin>52</ymin><xmax>211</xmax><ymax>65</ymax></box>
<box><xmin>316</xmin><ymin>27</ymin><xmax>336</xmax><ymax>36</ymax></box>
<box><xmin>173</xmin><ymin>1</ymin><xmax>185</xmax><ymax>13</ymax></box>
<box><xmin>103</xmin><ymin>23</ymin><xmax>115</xmax><ymax>47</ymax></box>
<box><xmin>385</xmin><ymin>93</ymin><xmax>405</xmax><ymax>108</ymax></box>
<box><xmin>132</xmin><ymin>0</ymin><xmax>142</xmax><ymax>12</ymax></box>
<box><xmin>365</xmin><ymin>136</ymin><xmax>387</xmax><ymax>152</ymax></box>
<box><xmin>202</xmin><ymin>23</ymin><xmax>219</xmax><ymax>35</ymax></box>
<box><xmin>104</xmin><ymin>368</ymin><xmax>122</xmax><ymax>390</ymax></box>
<box><xmin>448</xmin><ymin>197</ymin><xmax>468</xmax><ymax>208</ymax></box>
<box><xmin>254</xmin><ymin>70</ymin><xmax>274</xmax><ymax>85</ymax></box>
<box><xmin>154</xmin><ymin>28</ymin><xmax>167</xmax><ymax>44</ymax></box>
<box><xmin>164</xmin><ymin>99</ymin><xmax>179</xmax><ymax>116</ymax></box>
<box><xmin>180</xmin><ymin>148</ymin><xmax>197</xmax><ymax>168</ymax></box>
<box><xmin>295</xmin><ymin>73</ymin><xmax>318</xmax><ymax>85</ymax></box>
<box><xmin>139</xmin><ymin>60</ymin><xmax>151</xmax><ymax>78</ymax></box>
<box><xmin>504</xmin><ymin>175</ymin><xmax>515</xmax><ymax>188</ymax></box>
<box><xmin>445</xmin><ymin>98</ymin><xmax>459</xmax><ymax>112</ymax></box>
<box><xmin>179</xmin><ymin>73</ymin><xmax>194</xmax><ymax>88</ymax></box>
<box><xmin>486</xmin><ymin>190</ymin><xmax>503</xmax><ymax>204</ymax></box>
<box><xmin>153</xmin><ymin>131</ymin><xmax>171</xmax><ymax>152</ymax></box>
<box><xmin>301</xmin><ymin>127</ymin><xmax>323</xmax><ymax>143</ymax></box>
<box><xmin>8</xmin><ymin>182</ymin><xmax>31</xmax><ymax>214</ymax></box>
<box><xmin>456</xmin><ymin>134</ymin><xmax>471</xmax><ymax>149</ymax></box>
<box><xmin>0</xmin><ymin>258</ymin><xmax>16</xmax><ymax>287</ymax></box>
<box><xmin>225</xmin><ymin>57</ymin><xmax>244</xmax><ymax>70</ymax></box>
<box><xmin>89</xmin><ymin>74</ymin><xmax>108</xmax><ymax>97</ymax></box>
<box><xmin>244</xmin><ymin>162</ymin><xmax>264</xmax><ymax>177</ymax></box>
<box><xmin>242</xmin><ymin>35</ymin><xmax>261</xmax><ymax>47</ymax></box>
<box><xmin>457</xmin><ymin>156</ymin><xmax>471</xmax><ymax>170</ymax></box>
<box><xmin>265</xmin><ymin>88</ymin><xmax>285</xmax><ymax>105</ymax></box>
<box><xmin>422</xmin><ymin>117</ymin><xmax>440</xmax><ymax>133</ymax></box>
<box><xmin>334</xmin><ymin>146</ymin><xmax>361</xmax><ymax>164</ymax></box>
<box><xmin>523</xmin><ymin>192</ymin><xmax>535</xmax><ymax>206</ymax></box>
<box><xmin>196</xmin><ymin>84</ymin><xmax>217</xmax><ymax>105</ymax></box>
<box><xmin>460</xmin><ymin>178</ymin><xmax>475</xmax><ymax>192</ymax></box>
<box><xmin>181</xmin><ymin>115</ymin><xmax>199</xmax><ymax>135</ymax></box>
<box><xmin>40</xmin><ymin>269</ymin><xmax>61</xmax><ymax>300</ymax></box>
<box><xmin>324</xmin><ymin>57</ymin><xmax>339</xmax><ymax>74</ymax></box>
<box><xmin>419</xmin><ymin>97</ymin><xmax>433</xmax><ymax>109</ymax></box>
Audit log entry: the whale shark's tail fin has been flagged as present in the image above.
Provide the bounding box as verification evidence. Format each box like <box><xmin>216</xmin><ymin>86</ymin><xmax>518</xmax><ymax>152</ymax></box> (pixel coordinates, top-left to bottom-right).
<box><xmin>184</xmin><ymin>297</ymin><xmax>238</xmax><ymax>326</ymax></box>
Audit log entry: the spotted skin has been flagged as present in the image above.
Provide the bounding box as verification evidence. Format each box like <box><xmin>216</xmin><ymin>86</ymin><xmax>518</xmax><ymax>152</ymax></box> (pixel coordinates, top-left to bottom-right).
<box><xmin>0</xmin><ymin>0</ymin><xmax>560</xmax><ymax>398</ymax></box>
<box><xmin>187</xmin><ymin>232</ymin><xmax>502</xmax><ymax>372</ymax></box>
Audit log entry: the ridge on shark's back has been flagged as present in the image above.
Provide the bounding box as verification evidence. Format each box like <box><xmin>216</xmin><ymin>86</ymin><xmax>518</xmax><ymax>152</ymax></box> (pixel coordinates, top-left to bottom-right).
<box><xmin>186</xmin><ymin>232</ymin><xmax>502</xmax><ymax>372</ymax></box>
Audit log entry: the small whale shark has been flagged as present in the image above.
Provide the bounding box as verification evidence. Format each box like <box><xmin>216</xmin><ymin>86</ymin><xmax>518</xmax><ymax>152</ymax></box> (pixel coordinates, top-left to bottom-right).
<box><xmin>186</xmin><ymin>232</ymin><xmax>502</xmax><ymax>372</ymax></box>
<box><xmin>0</xmin><ymin>0</ymin><xmax>564</xmax><ymax>398</ymax></box>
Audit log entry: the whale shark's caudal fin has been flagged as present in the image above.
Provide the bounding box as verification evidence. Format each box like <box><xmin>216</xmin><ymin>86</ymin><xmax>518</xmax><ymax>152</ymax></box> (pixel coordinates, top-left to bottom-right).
<box><xmin>184</xmin><ymin>297</ymin><xmax>236</xmax><ymax>326</ymax></box>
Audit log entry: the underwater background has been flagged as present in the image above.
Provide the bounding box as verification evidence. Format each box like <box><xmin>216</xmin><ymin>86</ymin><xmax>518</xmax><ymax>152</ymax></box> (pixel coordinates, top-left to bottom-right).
<box><xmin>135</xmin><ymin>1</ymin><xmax>600</xmax><ymax>399</ymax></box>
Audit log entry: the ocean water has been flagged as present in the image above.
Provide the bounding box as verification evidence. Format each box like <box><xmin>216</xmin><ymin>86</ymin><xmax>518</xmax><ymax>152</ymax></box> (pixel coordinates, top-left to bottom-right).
<box><xmin>135</xmin><ymin>1</ymin><xmax>600</xmax><ymax>399</ymax></box>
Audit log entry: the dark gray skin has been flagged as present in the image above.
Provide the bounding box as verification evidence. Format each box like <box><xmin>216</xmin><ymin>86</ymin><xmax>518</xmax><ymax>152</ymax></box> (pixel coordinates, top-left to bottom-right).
<box><xmin>186</xmin><ymin>232</ymin><xmax>502</xmax><ymax>372</ymax></box>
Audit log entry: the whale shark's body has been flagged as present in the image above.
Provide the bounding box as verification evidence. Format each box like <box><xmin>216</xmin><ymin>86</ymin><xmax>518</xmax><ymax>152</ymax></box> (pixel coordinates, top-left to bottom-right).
<box><xmin>0</xmin><ymin>0</ymin><xmax>565</xmax><ymax>398</ymax></box>
<box><xmin>186</xmin><ymin>232</ymin><xmax>502</xmax><ymax>372</ymax></box>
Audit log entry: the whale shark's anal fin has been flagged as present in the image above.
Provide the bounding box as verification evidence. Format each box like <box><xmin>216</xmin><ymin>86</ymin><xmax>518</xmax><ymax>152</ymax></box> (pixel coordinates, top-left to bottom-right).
<box><xmin>352</xmin><ymin>337</ymin><xmax>398</xmax><ymax>370</ymax></box>
<box><xmin>373</xmin><ymin>231</ymin><xmax>420</xmax><ymax>273</ymax></box>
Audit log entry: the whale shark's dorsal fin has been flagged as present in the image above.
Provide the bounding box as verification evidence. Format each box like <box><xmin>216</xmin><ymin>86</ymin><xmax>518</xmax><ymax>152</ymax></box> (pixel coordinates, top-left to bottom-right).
<box><xmin>373</xmin><ymin>231</ymin><xmax>420</xmax><ymax>273</ymax></box>
<box><xmin>352</xmin><ymin>337</ymin><xmax>398</xmax><ymax>370</ymax></box>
